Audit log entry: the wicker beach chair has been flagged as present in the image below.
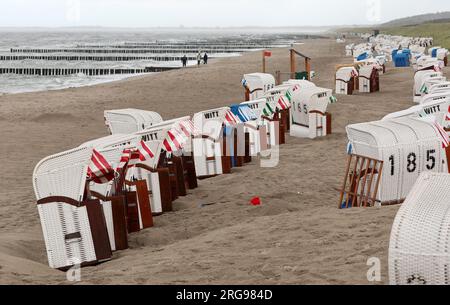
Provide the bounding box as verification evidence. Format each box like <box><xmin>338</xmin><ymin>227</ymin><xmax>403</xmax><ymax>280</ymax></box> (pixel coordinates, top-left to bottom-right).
<box><xmin>358</xmin><ymin>65</ymin><xmax>380</xmax><ymax>93</ymax></box>
<box><xmin>241</xmin><ymin>98</ymin><xmax>277</xmax><ymax>150</ymax></box>
<box><xmin>87</xmin><ymin>146</ymin><xmax>130</xmax><ymax>250</ymax></box>
<box><xmin>413</xmin><ymin>71</ymin><xmax>444</xmax><ymax>103</ymax></box>
<box><xmin>136</xmin><ymin>117</ymin><xmax>197</xmax><ymax>200</ymax></box>
<box><xmin>342</xmin><ymin>117</ymin><xmax>447</xmax><ymax>208</ymax></box>
<box><xmin>290</xmin><ymin>86</ymin><xmax>333</xmax><ymax>139</ymax></box>
<box><xmin>264</xmin><ymin>84</ymin><xmax>299</xmax><ymax>135</ymax></box>
<box><xmin>383</xmin><ymin>93</ymin><xmax>450</xmax><ymax>128</ymax></box>
<box><xmin>81</xmin><ymin>135</ymin><xmax>139</xmax><ymax>248</ymax></box>
<box><xmin>33</xmin><ymin>146</ymin><xmax>112</xmax><ymax>269</ymax></box>
<box><xmin>428</xmin><ymin>82</ymin><xmax>450</xmax><ymax>96</ymax></box>
<box><xmin>415</xmin><ymin>57</ymin><xmax>442</xmax><ymax>74</ymax></box>
<box><xmin>389</xmin><ymin>172</ymin><xmax>450</xmax><ymax>285</ymax></box>
<box><xmin>192</xmin><ymin>107</ymin><xmax>229</xmax><ymax>178</ymax></box>
<box><xmin>242</xmin><ymin>73</ymin><xmax>276</xmax><ymax>101</ymax></box>
<box><xmin>230</xmin><ymin>103</ymin><xmax>266</xmax><ymax>159</ymax></box>
<box><xmin>104</xmin><ymin>108</ymin><xmax>163</xmax><ymax>135</ymax></box>
<box><xmin>420</xmin><ymin>77</ymin><xmax>447</xmax><ymax>98</ymax></box>
<box><xmin>336</xmin><ymin>67</ymin><xmax>357</xmax><ymax>95</ymax></box>
<box><xmin>81</xmin><ymin>134</ymin><xmax>158</xmax><ymax>237</ymax></box>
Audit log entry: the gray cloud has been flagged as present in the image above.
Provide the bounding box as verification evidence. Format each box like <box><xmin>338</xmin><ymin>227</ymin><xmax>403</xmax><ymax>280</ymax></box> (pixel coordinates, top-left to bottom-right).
<box><xmin>0</xmin><ymin>0</ymin><xmax>449</xmax><ymax>27</ymax></box>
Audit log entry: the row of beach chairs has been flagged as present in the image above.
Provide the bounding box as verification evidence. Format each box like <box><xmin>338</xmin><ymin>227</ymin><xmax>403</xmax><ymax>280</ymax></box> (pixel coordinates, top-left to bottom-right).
<box><xmin>335</xmin><ymin>61</ymin><xmax>382</xmax><ymax>95</ymax></box>
<box><xmin>342</xmin><ymin>34</ymin><xmax>450</xmax><ymax>285</ymax></box>
<box><xmin>33</xmin><ymin>72</ymin><xmax>336</xmax><ymax>270</ymax></box>
<box><xmin>389</xmin><ymin>46</ymin><xmax>450</xmax><ymax>285</ymax></box>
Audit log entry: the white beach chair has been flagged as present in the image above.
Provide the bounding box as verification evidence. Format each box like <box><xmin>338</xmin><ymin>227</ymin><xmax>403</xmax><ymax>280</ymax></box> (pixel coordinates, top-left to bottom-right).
<box><xmin>413</xmin><ymin>71</ymin><xmax>444</xmax><ymax>103</ymax></box>
<box><xmin>389</xmin><ymin>173</ymin><xmax>450</xmax><ymax>285</ymax></box>
<box><xmin>104</xmin><ymin>108</ymin><xmax>163</xmax><ymax>135</ymax></box>
<box><xmin>429</xmin><ymin>82</ymin><xmax>450</xmax><ymax>96</ymax></box>
<box><xmin>192</xmin><ymin>107</ymin><xmax>228</xmax><ymax>178</ymax></box>
<box><xmin>345</xmin><ymin>44</ymin><xmax>354</xmax><ymax>57</ymax></box>
<box><xmin>135</xmin><ymin>124</ymin><xmax>177</xmax><ymax>213</ymax></box>
<box><xmin>336</xmin><ymin>67</ymin><xmax>357</xmax><ymax>95</ymax></box>
<box><xmin>420</xmin><ymin>77</ymin><xmax>447</xmax><ymax>98</ymax></box>
<box><xmin>383</xmin><ymin>93</ymin><xmax>450</xmax><ymax>129</ymax></box>
<box><xmin>241</xmin><ymin>97</ymin><xmax>277</xmax><ymax>150</ymax></box>
<box><xmin>416</xmin><ymin>57</ymin><xmax>442</xmax><ymax>73</ymax></box>
<box><xmin>242</xmin><ymin>73</ymin><xmax>276</xmax><ymax>101</ymax></box>
<box><xmin>33</xmin><ymin>146</ymin><xmax>112</xmax><ymax>269</ymax></box>
<box><xmin>290</xmin><ymin>86</ymin><xmax>334</xmax><ymax>139</ymax></box>
<box><xmin>263</xmin><ymin>84</ymin><xmax>297</xmax><ymax>143</ymax></box>
<box><xmin>344</xmin><ymin>117</ymin><xmax>448</xmax><ymax>207</ymax></box>
<box><xmin>358</xmin><ymin>65</ymin><xmax>380</xmax><ymax>93</ymax></box>
<box><xmin>429</xmin><ymin>47</ymin><xmax>449</xmax><ymax>64</ymax></box>
<box><xmin>85</xmin><ymin>146</ymin><xmax>130</xmax><ymax>251</ymax></box>
<box><xmin>231</xmin><ymin>103</ymin><xmax>268</xmax><ymax>158</ymax></box>
<box><xmin>136</xmin><ymin>116</ymin><xmax>197</xmax><ymax>194</ymax></box>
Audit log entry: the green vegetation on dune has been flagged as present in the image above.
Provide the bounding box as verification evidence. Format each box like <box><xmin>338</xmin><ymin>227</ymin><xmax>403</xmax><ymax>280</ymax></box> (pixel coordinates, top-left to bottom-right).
<box><xmin>338</xmin><ymin>22</ymin><xmax>450</xmax><ymax>49</ymax></box>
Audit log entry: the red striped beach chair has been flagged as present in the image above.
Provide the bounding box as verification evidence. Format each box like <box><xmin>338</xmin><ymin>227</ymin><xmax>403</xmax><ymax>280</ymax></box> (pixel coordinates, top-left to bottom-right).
<box><xmin>135</xmin><ymin>117</ymin><xmax>198</xmax><ymax>207</ymax></box>
<box><xmin>81</xmin><ymin>135</ymin><xmax>162</xmax><ymax>239</ymax></box>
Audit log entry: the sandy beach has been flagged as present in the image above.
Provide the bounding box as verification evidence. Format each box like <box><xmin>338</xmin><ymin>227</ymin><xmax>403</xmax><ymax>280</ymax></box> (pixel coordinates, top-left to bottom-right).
<box><xmin>1</xmin><ymin>37</ymin><xmax>444</xmax><ymax>285</ymax></box>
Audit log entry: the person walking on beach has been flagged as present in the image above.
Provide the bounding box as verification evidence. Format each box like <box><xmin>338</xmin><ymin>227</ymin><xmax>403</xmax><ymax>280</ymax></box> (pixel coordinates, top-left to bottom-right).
<box><xmin>197</xmin><ymin>52</ymin><xmax>202</xmax><ymax>67</ymax></box>
<box><xmin>181</xmin><ymin>55</ymin><xmax>188</xmax><ymax>67</ymax></box>
<box><xmin>203</xmin><ymin>52</ymin><xmax>208</xmax><ymax>65</ymax></box>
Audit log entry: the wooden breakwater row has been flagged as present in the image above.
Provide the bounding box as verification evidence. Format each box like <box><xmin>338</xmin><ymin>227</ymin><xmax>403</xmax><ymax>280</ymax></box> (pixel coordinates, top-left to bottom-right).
<box><xmin>9</xmin><ymin>48</ymin><xmax>250</xmax><ymax>54</ymax></box>
<box><xmin>0</xmin><ymin>66</ymin><xmax>178</xmax><ymax>76</ymax></box>
<box><xmin>0</xmin><ymin>55</ymin><xmax>197</xmax><ymax>62</ymax></box>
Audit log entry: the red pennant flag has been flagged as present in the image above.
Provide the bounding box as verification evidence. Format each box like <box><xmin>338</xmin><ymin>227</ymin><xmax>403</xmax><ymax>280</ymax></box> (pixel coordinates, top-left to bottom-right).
<box><xmin>263</xmin><ymin>51</ymin><xmax>272</xmax><ymax>57</ymax></box>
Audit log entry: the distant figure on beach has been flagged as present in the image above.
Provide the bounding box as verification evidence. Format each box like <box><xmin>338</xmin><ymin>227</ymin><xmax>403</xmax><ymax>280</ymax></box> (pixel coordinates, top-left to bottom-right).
<box><xmin>181</xmin><ymin>55</ymin><xmax>188</xmax><ymax>67</ymax></box>
<box><xmin>197</xmin><ymin>52</ymin><xmax>202</xmax><ymax>67</ymax></box>
<box><xmin>203</xmin><ymin>53</ymin><xmax>208</xmax><ymax>65</ymax></box>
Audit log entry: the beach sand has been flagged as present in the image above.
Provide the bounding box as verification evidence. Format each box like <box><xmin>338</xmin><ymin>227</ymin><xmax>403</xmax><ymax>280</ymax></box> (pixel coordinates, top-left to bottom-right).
<box><xmin>1</xmin><ymin>38</ymin><xmax>443</xmax><ymax>284</ymax></box>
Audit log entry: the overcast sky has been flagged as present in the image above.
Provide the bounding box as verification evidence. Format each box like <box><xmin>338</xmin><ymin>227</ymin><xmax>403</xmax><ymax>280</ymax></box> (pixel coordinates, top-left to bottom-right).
<box><xmin>1</xmin><ymin>0</ymin><xmax>449</xmax><ymax>28</ymax></box>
